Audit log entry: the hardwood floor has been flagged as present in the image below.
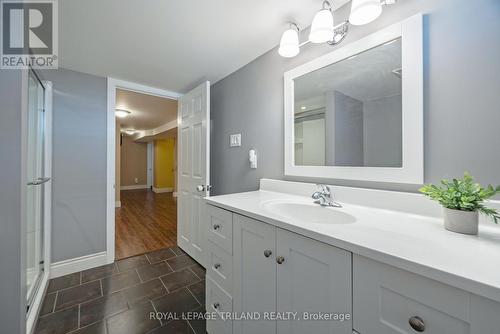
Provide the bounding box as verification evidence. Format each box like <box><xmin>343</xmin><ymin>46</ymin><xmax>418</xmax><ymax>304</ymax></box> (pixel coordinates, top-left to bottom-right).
<box><xmin>116</xmin><ymin>189</ymin><xmax>177</xmax><ymax>260</ymax></box>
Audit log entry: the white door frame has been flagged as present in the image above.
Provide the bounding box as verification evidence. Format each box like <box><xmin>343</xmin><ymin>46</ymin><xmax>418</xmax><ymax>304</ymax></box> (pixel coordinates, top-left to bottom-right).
<box><xmin>106</xmin><ymin>78</ymin><xmax>182</xmax><ymax>263</ymax></box>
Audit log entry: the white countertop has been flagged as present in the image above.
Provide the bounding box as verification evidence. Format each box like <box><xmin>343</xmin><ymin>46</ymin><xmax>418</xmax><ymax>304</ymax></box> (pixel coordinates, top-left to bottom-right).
<box><xmin>205</xmin><ymin>180</ymin><xmax>500</xmax><ymax>303</ymax></box>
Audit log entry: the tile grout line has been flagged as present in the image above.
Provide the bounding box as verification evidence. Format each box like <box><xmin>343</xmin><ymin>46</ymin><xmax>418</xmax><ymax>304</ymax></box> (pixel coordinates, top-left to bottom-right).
<box><xmin>187</xmin><ymin>266</ymin><xmax>202</xmax><ymax>280</ymax></box>
<box><xmin>52</xmin><ymin>291</ymin><xmax>58</xmax><ymax>314</ymax></box>
<box><xmin>158</xmin><ymin>274</ymin><xmax>171</xmax><ymax>294</ymax></box>
<box><xmin>186</xmin><ymin>286</ymin><xmax>202</xmax><ymax>307</ymax></box>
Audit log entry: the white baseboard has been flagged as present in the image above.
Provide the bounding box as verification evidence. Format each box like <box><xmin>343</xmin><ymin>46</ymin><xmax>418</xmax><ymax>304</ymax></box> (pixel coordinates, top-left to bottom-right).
<box><xmin>115</xmin><ymin>201</ymin><xmax>121</xmax><ymax>207</ymax></box>
<box><xmin>153</xmin><ymin>187</ymin><xmax>173</xmax><ymax>193</ymax></box>
<box><xmin>50</xmin><ymin>251</ymin><xmax>108</xmax><ymax>278</ymax></box>
<box><xmin>121</xmin><ymin>184</ymin><xmax>148</xmax><ymax>190</ymax></box>
<box><xmin>173</xmin><ymin>192</ymin><xmax>178</xmax><ymax>197</ymax></box>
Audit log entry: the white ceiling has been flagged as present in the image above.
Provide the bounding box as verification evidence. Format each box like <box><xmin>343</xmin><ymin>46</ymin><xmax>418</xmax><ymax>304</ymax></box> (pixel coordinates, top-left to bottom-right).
<box><xmin>59</xmin><ymin>0</ymin><xmax>350</xmax><ymax>94</ymax></box>
<box><xmin>116</xmin><ymin>89</ymin><xmax>177</xmax><ymax>131</ymax></box>
<box><xmin>295</xmin><ymin>38</ymin><xmax>402</xmax><ymax>108</ymax></box>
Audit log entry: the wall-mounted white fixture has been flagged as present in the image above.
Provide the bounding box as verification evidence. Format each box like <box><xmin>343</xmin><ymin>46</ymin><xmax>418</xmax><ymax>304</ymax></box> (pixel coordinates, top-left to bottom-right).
<box><xmin>278</xmin><ymin>0</ymin><xmax>396</xmax><ymax>58</ymax></box>
<box><xmin>309</xmin><ymin>1</ymin><xmax>335</xmax><ymax>43</ymax></box>
<box><xmin>249</xmin><ymin>149</ymin><xmax>258</xmax><ymax>169</ymax></box>
<box><xmin>115</xmin><ymin>109</ymin><xmax>131</xmax><ymax>118</ymax></box>
<box><xmin>349</xmin><ymin>0</ymin><xmax>382</xmax><ymax>25</ymax></box>
<box><xmin>278</xmin><ymin>24</ymin><xmax>300</xmax><ymax>58</ymax></box>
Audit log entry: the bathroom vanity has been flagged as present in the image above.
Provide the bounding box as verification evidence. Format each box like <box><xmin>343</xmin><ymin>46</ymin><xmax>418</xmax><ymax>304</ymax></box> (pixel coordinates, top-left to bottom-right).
<box><xmin>204</xmin><ymin>179</ymin><xmax>500</xmax><ymax>334</ymax></box>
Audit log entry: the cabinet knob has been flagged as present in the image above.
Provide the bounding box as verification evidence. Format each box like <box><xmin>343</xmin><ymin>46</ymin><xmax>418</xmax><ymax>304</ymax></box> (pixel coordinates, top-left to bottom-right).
<box><xmin>409</xmin><ymin>316</ymin><xmax>425</xmax><ymax>332</ymax></box>
<box><xmin>276</xmin><ymin>256</ymin><xmax>285</xmax><ymax>264</ymax></box>
<box><xmin>213</xmin><ymin>224</ymin><xmax>220</xmax><ymax>230</ymax></box>
<box><xmin>214</xmin><ymin>263</ymin><xmax>221</xmax><ymax>270</ymax></box>
<box><xmin>264</xmin><ymin>249</ymin><xmax>272</xmax><ymax>258</ymax></box>
<box><xmin>213</xmin><ymin>302</ymin><xmax>220</xmax><ymax>310</ymax></box>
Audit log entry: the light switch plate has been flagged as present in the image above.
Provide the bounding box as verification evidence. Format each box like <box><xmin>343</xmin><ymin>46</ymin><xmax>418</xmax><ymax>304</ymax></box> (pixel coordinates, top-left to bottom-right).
<box><xmin>230</xmin><ymin>133</ymin><xmax>241</xmax><ymax>147</ymax></box>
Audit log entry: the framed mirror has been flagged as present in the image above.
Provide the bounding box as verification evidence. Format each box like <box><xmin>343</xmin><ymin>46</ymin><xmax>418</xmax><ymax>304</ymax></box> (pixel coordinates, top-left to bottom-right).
<box><xmin>284</xmin><ymin>14</ymin><xmax>423</xmax><ymax>184</ymax></box>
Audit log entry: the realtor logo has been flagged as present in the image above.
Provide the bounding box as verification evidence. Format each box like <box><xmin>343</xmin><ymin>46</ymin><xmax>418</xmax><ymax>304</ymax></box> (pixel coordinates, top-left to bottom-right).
<box><xmin>1</xmin><ymin>0</ymin><xmax>58</xmax><ymax>69</ymax></box>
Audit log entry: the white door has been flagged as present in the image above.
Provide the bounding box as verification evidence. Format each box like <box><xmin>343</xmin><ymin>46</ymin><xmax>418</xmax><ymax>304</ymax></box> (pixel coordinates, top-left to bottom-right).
<box><xmin>233</xmin><ymin>214</ymin><xmax>277</xmax><ymax>334</ymax></box>
<box><xmin>276</xmin><ymin>228</ymin><xmax>352</xmax><ymax>334</ymax></box>
<box><xmin>177</xmin><ymin>81</ymin><xmax>210</xmax><ymax>266</ymax></box>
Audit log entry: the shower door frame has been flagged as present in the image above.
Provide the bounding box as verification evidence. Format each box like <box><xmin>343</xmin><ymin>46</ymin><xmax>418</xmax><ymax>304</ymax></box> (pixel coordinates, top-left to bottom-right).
<box><xmin>25</xmin><ymin>68</ymin><xmax>53</xmax><ymax>334</ymax></box>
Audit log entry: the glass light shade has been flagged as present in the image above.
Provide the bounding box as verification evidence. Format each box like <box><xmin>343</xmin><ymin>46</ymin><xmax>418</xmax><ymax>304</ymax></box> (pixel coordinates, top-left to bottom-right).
<box><xmin>349</xmin><ymin>0</ymin><xmax>382</xmax><ymax>25</ymax></box>
<box><xmin>278</xmin><ymin>28</ymin><xmax>300</xmax><ymax>58</ymax></box>
<box><xmin>309</xmin><ymin>9</ymin><xmax>334</xmax><ymax>43</ymax></box>
<box><xmin>115</xmin><ymin>109</ymin><xmax>130</xmax><ymax>118</ymax></box>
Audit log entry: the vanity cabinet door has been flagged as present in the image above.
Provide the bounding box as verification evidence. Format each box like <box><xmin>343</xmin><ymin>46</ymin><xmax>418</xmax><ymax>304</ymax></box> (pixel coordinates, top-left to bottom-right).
<box><xmin>353</xmin><ymin>255</ymin><xmax>472</xmax><ymax>334</ymax></box>
<box><xmin>233</xmin><ymin>214</ymin><xmax>277</xmax><ymax>334</ymax></box>
<box><xmin>276</xmin><ymin>228</ymin><xmax>352</xmax><ymax>334</ymax></box>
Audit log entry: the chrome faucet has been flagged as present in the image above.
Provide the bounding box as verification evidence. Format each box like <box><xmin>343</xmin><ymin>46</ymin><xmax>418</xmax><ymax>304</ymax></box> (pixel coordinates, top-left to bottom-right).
<box><xmin>312</xmin><ymin>184</ymin><xmax>342</xmax><ymax>207</ymax></box>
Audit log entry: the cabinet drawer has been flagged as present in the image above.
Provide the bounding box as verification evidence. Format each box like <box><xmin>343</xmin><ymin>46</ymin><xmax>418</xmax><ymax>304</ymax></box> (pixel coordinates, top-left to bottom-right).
<box><xmin>207</xmin><ymin>240</ymin><xmax>233</xmax><ymax>294</ymax></box>
<box><xmin>353</xmin><ymin>255</ymin><xmax>471</xmax><ymax>334</ymax></box>
<box><xmin>206</xmin><ymin>277</ymin><xmax>233</xmax><ymax>334</ymax></box>
<box><xmin>207</xmin><ymin>205</ymin><xmax>233</xmax><ymax>254</ymax></box>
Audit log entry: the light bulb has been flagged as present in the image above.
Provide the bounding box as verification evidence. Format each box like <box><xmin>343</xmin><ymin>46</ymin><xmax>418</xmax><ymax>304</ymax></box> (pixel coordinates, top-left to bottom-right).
<box><xmin>309</xmin><ymin>9</ymin><xmax>334</xmax><ymax>43</ymax></box>
<box><xmin>115</xmin><ymin>109</ymin><xmax>131</xmax><ymax>118</ymax></box>
<box><xmin>349</xmin><ymin>0</ymin><xmax>382</xmax><ymax>26</ymax></box>
<box><xmin>278</xmin><ymin>27</ymin><xmax>300</xmax><ymax>58</ymax></box>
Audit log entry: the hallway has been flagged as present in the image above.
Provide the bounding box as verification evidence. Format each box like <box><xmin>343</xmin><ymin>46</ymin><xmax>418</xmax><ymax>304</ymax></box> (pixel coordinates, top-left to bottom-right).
<box><xmin>116</xmin><ymin>190</ymin><xmax>177</xmax><ymax>259</ymax></box>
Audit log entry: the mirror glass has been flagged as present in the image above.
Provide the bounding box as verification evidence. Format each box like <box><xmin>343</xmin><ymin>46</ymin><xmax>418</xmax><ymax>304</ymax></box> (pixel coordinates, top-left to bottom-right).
<box><xmin>294</xmin><ymin>38</ymin><xmax>402</xmax><ymax>167</ymax></box>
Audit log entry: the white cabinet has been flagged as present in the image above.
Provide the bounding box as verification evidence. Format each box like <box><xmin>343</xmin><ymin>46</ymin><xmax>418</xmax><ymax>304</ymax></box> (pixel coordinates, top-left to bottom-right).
<box><xmin>205</xmin><ymin>203</ymin><xmax>500</xmax><ymax>334</ymax></box>
<box><xmin>232</xmin><ymin>213</ymin><xmax>352</xmax><ymax>334</ymax></box>
<box><xmin>353</xmin><ymin>254</ymin><xmax>500</xmax><ymax>334</ymax></box>
<box><xmin>276</xmin><ymin>229</ymin><xmax>352</xmax><ymax>334</ymax></box>
<box><xmin>233</xmin><ymin>214</ymin><xmax>277</xmax><ymax>334</ymax></box>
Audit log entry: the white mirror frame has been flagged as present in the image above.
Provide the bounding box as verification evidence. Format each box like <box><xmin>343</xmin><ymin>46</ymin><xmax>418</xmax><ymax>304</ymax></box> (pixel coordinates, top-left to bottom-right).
<box><xmin>284</xmin><ymin>14</ymin><xmax>423</xmax><ymax>184</ymax></box>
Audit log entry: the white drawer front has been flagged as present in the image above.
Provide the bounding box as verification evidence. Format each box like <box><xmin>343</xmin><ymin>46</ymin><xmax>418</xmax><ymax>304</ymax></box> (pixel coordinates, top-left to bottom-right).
<box><xmin>207</xmin><ymin>240</ymin><xmax>233</xmax><ymax>294</ymax></box>
<box><xmin>353</xmin><ymin>255</ymin><xmax>471</xmax><ymax>334</ymax></box>
<box><xmin>206</xmin><ymin>277</ymin><xmax>233</xmax><ymax>334</ymax></box>
<box><xmin>207</xmin><ymin>205</ymin><xmax>233</xmax><ymax>254</ymax></box>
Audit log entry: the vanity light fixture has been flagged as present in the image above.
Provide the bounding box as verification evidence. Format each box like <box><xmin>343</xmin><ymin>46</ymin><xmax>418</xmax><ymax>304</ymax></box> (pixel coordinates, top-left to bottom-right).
<box><xmin>278</xmin><ymin>0</ymin><xmax>396</xmax><ymax>58</ymax></box>
<box><xmin>309</xmin><ymin>1</ymin><xmax>335</xmax><ymax>43</ymax></box>
<box><xmin>115</xmin><ymin>109</ymin><xmax>131</xmax><ymax>118</ymax></box>
<box><xmin>349</xmin><ymin>0</ymin><xmax>382</xmax><ymax>25</ymax></box>
<box><xmin>278</xmin><ymin>23</ymin><xmax>300</xmax><ymax>58</ymax></box>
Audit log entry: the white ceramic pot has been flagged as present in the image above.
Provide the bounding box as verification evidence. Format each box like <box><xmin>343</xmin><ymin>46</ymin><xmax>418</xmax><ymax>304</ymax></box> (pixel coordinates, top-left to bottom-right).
<box><xmin>442</xmin><ymin>208</ymin><xmax>479</xmax><ymax>235</ymax></box>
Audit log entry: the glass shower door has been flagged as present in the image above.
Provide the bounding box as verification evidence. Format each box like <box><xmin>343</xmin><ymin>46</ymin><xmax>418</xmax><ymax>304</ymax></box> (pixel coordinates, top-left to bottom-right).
<box><xmin>26</xmin><ymin>70</ymin><xmax>47</xmax><ymax>308</ymax></box>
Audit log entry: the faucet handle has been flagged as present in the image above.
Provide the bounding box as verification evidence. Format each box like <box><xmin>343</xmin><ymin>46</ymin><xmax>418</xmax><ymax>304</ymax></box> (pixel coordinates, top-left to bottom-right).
<box><xmin>317</xmin><ymin>184</ymin><xmax>330</xmax><ymax>194</ymax></box>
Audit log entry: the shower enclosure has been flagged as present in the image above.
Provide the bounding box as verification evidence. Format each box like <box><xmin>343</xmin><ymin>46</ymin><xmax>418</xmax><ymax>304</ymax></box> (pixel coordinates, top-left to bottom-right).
<box><xmin>26</xmin><ymin>69</ymin><xmax>50</xmax><ymax>311</ymax></box>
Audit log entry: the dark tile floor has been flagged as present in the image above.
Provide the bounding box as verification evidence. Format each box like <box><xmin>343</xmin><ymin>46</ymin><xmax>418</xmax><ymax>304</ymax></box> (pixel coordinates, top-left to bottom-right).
<box><xmin>35</xmin><ymin>246</ymin><xmax>206</xmax><ymax>334</ymax></box>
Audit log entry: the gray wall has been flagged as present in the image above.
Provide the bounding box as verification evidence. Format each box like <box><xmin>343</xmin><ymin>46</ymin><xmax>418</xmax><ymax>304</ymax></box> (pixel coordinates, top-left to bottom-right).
<box><xmin>41</xmin><ymin>68</ymin><xmax>107</xmax><ymax>262</ymax></box>
<box><xmin>0</xmin><ymin>69</ymin><xmax>26</xmax><ymax>333</ymax></box>
<box><xmin>331</xmin><ymin>91</ymin><xmax>364</xmax><ymax>166</ymax></box>
<box><xmin>211</xmin><ymin>0</ymin><xmax>500</xmax><ymax>195</ymax></box>
<box><xmin>363</xmin><ymin>94</ymin><xmax>402</xmax><ymax>167</ymax></box>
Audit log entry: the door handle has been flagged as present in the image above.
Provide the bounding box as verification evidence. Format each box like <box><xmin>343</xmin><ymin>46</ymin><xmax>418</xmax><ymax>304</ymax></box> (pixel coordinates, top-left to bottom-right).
<box><xmin>27</xmin><ymin>177</ymin><xmax>51</xmax><ymax>186</ymax></box>
<box><xmin>197</xmin><ymin>185</ymin><xmax>213</xmax><ymax>192</ymax></box>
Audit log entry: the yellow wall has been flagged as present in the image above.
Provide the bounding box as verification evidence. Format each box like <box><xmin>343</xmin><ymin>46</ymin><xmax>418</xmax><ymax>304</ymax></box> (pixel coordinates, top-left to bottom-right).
<box><xmin>154</xmin><ymin>138</ymin><xmax>175</xmax><ymax>189</ymax></box>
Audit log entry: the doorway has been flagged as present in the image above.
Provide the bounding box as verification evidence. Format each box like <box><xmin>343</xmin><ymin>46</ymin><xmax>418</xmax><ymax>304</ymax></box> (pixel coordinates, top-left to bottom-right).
<box><xmin>106</xmin><ymin>79</ymin><xmax>211</xmax><ymax>265</ymax></box>
<box><xmin>108</xmin><ymin>79</ymin><xmax>181</xmax><ymax>260</ymax></box>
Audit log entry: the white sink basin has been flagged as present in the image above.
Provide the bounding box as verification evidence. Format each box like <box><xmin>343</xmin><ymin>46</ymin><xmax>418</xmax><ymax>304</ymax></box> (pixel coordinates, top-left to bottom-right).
<box><xmin>261</xmin><ymin>200</ymin><xmax>356</xmax><ymax>225</ymax></box>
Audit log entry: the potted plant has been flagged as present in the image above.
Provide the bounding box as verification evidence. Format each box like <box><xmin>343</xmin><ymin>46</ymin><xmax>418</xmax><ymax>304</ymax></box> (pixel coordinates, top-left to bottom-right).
<box><xmin>420</xmin><ymin>172</ymin><xmax>500</xmax><ymax>235</ymax></box>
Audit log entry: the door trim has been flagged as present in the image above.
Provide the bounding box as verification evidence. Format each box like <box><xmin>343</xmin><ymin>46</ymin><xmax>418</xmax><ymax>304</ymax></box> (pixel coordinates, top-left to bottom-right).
<box><xmin>106</xmin><ymin>78</ymin><xmax>182</xmax><ymax>263</ymax></box>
